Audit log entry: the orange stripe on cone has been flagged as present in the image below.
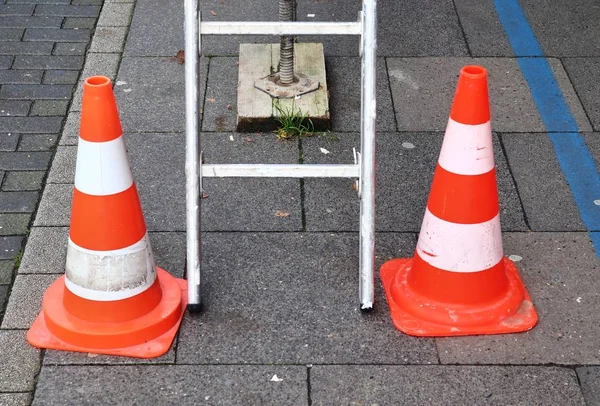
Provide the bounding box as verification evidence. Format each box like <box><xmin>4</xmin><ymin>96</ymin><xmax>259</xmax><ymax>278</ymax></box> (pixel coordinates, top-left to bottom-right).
<box><xmin>27</xmin><ymin>76</ymin><xmax>187</xmax><ymax>358</ymax></box>
<box><xmin>70</xmin><ymin>185</ymin><xmax>147</xmax><ymax>251</ymax></box>
<box><xmin>380</xmin><ymin>65</ymin><xmax>537</xmax><ymax>337</ymax></box>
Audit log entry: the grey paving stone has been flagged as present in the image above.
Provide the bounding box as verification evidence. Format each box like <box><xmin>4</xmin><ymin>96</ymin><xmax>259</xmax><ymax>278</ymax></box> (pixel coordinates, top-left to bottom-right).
<box><xmin>0</xmin><ymin>393</ymin><xmax>32</xmax><ymax>406</ymax></box>
<box><xmin>42</xmin><ymin>69</ymin><xmax>79</xmax><ymax>85</ymax></box>
<box><xmin>0</xmin><ymin>84</ymin><xmax>72</xmax><ymax>99</ymax></box>
<box><xmin>34</xmin><ymin>365</ymin><xmax>307</xmax><ymax>405</ymax></box>
<box><xmin>563</xmin><ymin>58</ymin><xmax>600</xmax><ymax>131</ymax></box>
<box><xmin>124</xmin><ymin>0</ymin><xmax>184</xmax><ymax>56</ymax></box>
<box><xmin>0</xmin><ymin>331</ymin><xmax>41</xmax><ymax>392</ymax></box>
<box><xmin>33</xmin><ymin>184</ymin><xmax>71</xmax><ymax>226</ymax></box>
<box><xmin>58</xmin><ymin>111</ymin><xmax>78</xmax><ymax>145</ymax></box>
<box><xmin>0</xmin><ymin>16</ymin><xmax>62</xmax><ymax>28</ymax></box>
<box><xmin>13</xmin><ymin>55</ymin><xmax>83</xmax><ymax>70</ymax></box>
<box><xmin>97</xmin><ymin>2</ymin><xmax>133</xmax><ymax>26</ymax></box>
<box><xmin>0</xmin><ymin>236</ymin><xmax>24</xmax><ymax>260</ymax></box>
<box><xmin>2</xmin><ymin>171</ymin><xmax>45</xmax><ymax>190</ymax></box>
<box><xmin>584</xmin><ymin>133</ymin><xmax>600</xmax><ymax>168</ymax></box>
<box><xmin>388</xmin><ymin>57</ymin><xmax>592</xmax><ymax>133</ymax></box>
<box><xmin>0</xmin><ymin>191</ymin><xmax>38</xmax><ymax>212</ymax></box>
<box><xmin>0</xmin><ymin>151</ymin><xmax>52</xmax><ymax>169</ymax></box>
<box><xmin>34</xmin><ymin>4</ymin><xmax>100</xmax><ymax>17</ymax></box>
<box><xmin>437</xmin><ymin>232</ymin><xmax>600</xmax><ymax>365</ymax></box>
<box><xmin>47</xmin><ymin>146</ymin><xmax>74</xmax><ymax>183</ymax></box>
<box><xmin>1</xmin><ymin>274</ymin><xmax>57</xmax><ymax>329</ymax></box>
<box><xmin>72</xmin><ymin>0</ymin><xmax>102</xmax><ymax>4</ymax></box>
<box><xmin>30</xmin><ymin>100</ymin><xmax>69</xmax><ymax>116</ymax></box>
<box><xmin>0</xmin><ymin>55</ymin><xmax>12</xmax><ymax>69</ymax></box>
<box><xmin>0</xmin><ymin>70</ymin><xmax>42</xmax><ymax>85</ymax></box>
<box><xmin>303</xmin><ymin>132</ymin><xmax>527</xmax><ymax>232</ymax></box>
<box><xmin>502</xmin><ymin>133</ymin><xmax>586</xmax><ymax>231</ymax></box>
<box><xmin>18</xmin><ymin>227</ymin><xmax>66</xmax><ymax>275</ymax></box>
<box><xmin>327</xmin><ymin>57</ymin><xmax>396</xmax><ymax>132</ymax></box>
<box><xmin>310</xmin><ymin>365</ymin><xmax>585</xmax><ymax>405</ymax></box>
<box><xmin>177</xmin><ymin>232</ymin><xmax>437</xmax><ymax>364</ymax></box>
<box><xmin>62</xmin><ymin>17</ymin><xmax>96</xmax><ymax>29</ymax></box>
<box><xmin>199</xmin><ymin>133</ymin><xmax>302</xmax><ymax>231</ymax></box>
<box><xmin>89</xmin><ymin>26</ymin><xmax>127</xmax><ymax>53</ymax></box>
<box><xmin>454</xmin><ymin>0</ymin><xmax>512</xmax><ymax>57</ymax></box>
<box><xmin>24</xmin><ymin>28</ymin><xmax>90</xmax><ymax>43</ymax></box>
<box><xmin>202</xmin><ymin>57</ymin><xmax>239</xmax><ymax>132</ymax></box>
<box><xmin>0</xmin><ymin>4</ymin><xmax>34</xmax><ymax>14</ymax></box>
<box><xmin>0</xmin><ymin>132</ymin><xmax>19</xmax><ymax>151</ymax></box>
<box><xmin>0</xmin><ymin>28</ymin><xmax>25</xmax><ymax>41</ymax></box>
<box><xmin>377</xmin><ymin>0</ymin><xmax>467</xmax><ymax>57</ymax></box>
<box><xmin>80</xmin><ymin>53</ymin><xmax>121</xmax><ymax>80</ymax></box>
<box><xmin>114</xmin><ymin>57</ymin><xmax>193</xmax><ymax>132</ymax></box>
<box><xmin>520</xmin><ymin>0</ymin><xmax>600</xmax><ymax>57</ymax></box>
<box><xmin>0</xmin><ymin>260</ymin><xmax>15</xmax><ymax>283</ymax></box>
<box><xmin>52</xmin><ymin>42</ymin><xmax>87</xmax><ymax>56</ymax></box>
<box><xmin>577</xmin><ymin>367</ymin><xmax>600</xmax><ymax>406</ymax></box>
<box><xmin>8</xmin><ymin>0</ymin><xmax>69</xmax><ymax>3</ymax></box>
<box><xmin>0</xmin><ymin>41</ymin><xmax>53</xmax><ymax>55</ymax></box>
<box><xmin>0</xmin><ymin>101</ymin><xmax>30</xmax><ymax>116</ymax></box>
<box><xmin>0</xmin><ymin>213</ymin><xmax>30</xmax><ymax>235</ymax></box>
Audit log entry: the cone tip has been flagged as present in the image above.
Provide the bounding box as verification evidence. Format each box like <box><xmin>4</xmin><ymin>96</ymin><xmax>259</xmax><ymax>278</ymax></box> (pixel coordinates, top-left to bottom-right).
<box><xmin>449</xmin><ymin>65</ymin><xmax>490</xmax><ymax>125</ymax></box>
<box><xmin>84</xmin><ymin>75</ymin><xmax>112</xmax><ymax>88</ymax></box>
<box><xmin>80</xmin><ymin>75</ymin><xmax>122</xmax><ymax>143</ymax></box>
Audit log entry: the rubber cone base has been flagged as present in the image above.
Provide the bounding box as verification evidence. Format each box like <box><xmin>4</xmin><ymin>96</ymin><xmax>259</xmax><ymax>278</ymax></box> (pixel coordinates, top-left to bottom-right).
<box><xmin>27</xmin><ymin>268</ymin><xmax>187</xmax><ymax>358</ymax></box>
<box><xmin>380</xmin><ymin>257</ymin><xmax>537</xmax><ymax>337</ymax></box>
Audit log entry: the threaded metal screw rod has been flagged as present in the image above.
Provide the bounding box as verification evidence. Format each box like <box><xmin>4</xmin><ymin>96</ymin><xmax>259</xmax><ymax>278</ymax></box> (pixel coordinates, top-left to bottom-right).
<box><xmin>279</xmin><ymin>0</ymin><xmax>296</xmax><ymax>85</ymax></box>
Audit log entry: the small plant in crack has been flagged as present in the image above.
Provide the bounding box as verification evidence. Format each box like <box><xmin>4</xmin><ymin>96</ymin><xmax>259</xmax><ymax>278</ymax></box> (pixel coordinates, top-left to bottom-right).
<box><xmin>272</xmin><ymin>99</ymin><xmax>317</xmax><ymax>140</ymax></box>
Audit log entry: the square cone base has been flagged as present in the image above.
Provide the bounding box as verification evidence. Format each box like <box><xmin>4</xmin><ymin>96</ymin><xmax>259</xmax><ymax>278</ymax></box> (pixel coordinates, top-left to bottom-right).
<box><xmin>380</xmin><ymin>258</ymin><xmax>538</xmax><ymax>337</ymax></box>
<box><xmin>27</xmin><ymin>268</ymin><xmax>187</xmax><ymax>359</ymax></box>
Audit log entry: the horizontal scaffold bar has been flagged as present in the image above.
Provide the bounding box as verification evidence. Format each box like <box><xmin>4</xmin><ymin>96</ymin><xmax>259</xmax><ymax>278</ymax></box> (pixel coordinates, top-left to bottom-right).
<box><xmin>199</xmin><ymin>21</ymin><xmax>362</xmax><ymax>36</ymax></box>
<box><xmin>202</xmin><ymin>164</ymin><xmax>360</xmax><ymax>178</ymax></box>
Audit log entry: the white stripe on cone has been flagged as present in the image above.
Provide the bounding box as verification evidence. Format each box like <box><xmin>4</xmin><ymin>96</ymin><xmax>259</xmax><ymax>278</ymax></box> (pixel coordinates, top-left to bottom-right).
<box><xmin>65</xmin><ymin>233</ymin><xmax>157</xmax><ymax>301</ymax></box>
<box><xmin>438</xmin><ymin>119</ymin><xmax>494</xmax><ymax>176</ymax></box>
<box><xmin>74</xmin><ymin>136</ymin><xmax>134</xmax><ymax>196</ymax></box>
<box><xmin>416</xmin><ymin>208</ymin><xmax>504</xmax><ymax>273</ymax></box>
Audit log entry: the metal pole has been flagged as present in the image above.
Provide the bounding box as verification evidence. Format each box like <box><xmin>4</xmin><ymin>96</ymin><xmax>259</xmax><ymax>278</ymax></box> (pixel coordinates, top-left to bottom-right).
<box><xmin>279</xmin><ymin>0</ymin><xmax>296</xmax><ymax>85</ymax></box>
<box><xmin>359</xmin><ymin>0</ymin><xmax>377</xmax><ymax>311</ymax></box>
<box><xmin>184</xmin><ymin>0</ymin><xmax>202</xmax><ymax>312</ymax></box>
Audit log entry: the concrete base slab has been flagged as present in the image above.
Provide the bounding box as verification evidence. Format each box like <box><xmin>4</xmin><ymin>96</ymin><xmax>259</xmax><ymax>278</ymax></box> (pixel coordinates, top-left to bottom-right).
<box><xmin>236</xmin><ymin>43</ymin><xmax>329</xmax><ymax>132</ymax></box>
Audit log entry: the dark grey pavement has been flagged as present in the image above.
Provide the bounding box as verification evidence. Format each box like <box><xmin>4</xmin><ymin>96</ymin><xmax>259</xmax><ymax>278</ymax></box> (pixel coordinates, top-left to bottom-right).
<box><xmin>1</xmin><ymin>0</ymin><xmax>600</xmax><ymax>404</ymax></box>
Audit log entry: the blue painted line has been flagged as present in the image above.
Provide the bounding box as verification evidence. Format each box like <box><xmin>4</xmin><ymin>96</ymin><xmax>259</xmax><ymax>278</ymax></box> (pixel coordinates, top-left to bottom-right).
<box><xmin>494</xmin><ymin>0</ymin><xmax>600</xmax><ymax>254</ymax></box>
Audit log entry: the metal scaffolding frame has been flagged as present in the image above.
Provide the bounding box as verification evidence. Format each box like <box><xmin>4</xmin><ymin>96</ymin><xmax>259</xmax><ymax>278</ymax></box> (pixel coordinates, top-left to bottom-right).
<box><xmin>183</xmin><ymin>0</ymin><xmax>378</xmax><ymax>312</ymax></box>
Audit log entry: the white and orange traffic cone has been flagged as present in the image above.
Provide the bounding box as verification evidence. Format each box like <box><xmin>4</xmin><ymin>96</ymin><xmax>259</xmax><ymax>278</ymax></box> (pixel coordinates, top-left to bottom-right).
<box><xmin>27</xmin><ymin>76</ymin><xmax>187</xmax><ymax>358</ymax></box>
<box><xmin>380</xmin><ymin>66</ymin><xmax>538</xmax><ymax>337</ymax></box>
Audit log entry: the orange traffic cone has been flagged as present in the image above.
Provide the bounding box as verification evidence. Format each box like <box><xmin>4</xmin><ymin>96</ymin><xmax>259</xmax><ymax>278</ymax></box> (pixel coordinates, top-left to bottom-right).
<box><xmin>380</xmin><ymin>66</ymin><xmax>537</xmax><ymax>337</ymax></box>
<box><xmin>27</xmin><ymin>76</ymin><xmax>187</xmax><ymax>358</ymax></box>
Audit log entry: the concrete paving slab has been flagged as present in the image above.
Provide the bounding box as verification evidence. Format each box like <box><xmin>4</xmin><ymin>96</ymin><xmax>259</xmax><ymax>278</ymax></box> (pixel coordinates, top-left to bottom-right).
<box><xmin>33</xmin><ymin>183</ymin><xmax>71</xmax><ymax>226</ymax></box>
<box><xmin>562</xmin><ymin>58</ymin><xmax>600</xmax><ymax>131</ymax></box>
<box><xmin>453</xmin><ymin>0</ymin><xmax>513</xmax><ymax>56</ymax></box>
<box><xmin>33</xmin><ymin>365</ymin><xmax>307</xmax><ymax>405</ymax></box>
<box><xmin>1</xmin><ymin>274</ymin><xmax>57</xmax><ymax>329</ymax></box>
<box><xmin>124</xmin><ymin>0</ymin><xmax>184</xmax><ymax>56</ymax></box>
<box><xmin>58</xmin><ymin>111</ymin><xmax>79</xmax><ymax>145</ymax></box>
<box><xmin>436</xmin><ymin>232</ymin><xmax>600</xmax><ymax>365</ymax></box>
<box><xmin>0</xmin><ymin>393</ymin><xmax>32</xmax><ymax>406</ymax></box>
<box><xmin>502</xmin><ymin>133</ymin><xmax>585</xmax><ymax>231</ymax></box>
<box><xmin>0</xmin><ymin>331</ymin><xmax>40</xmax><ymax>392</ymax></box>
<box><xmin>202</xmin><ymin>57</ymin><xmax>239</xmax><ymax>132</ymax></box>
<box><xmin>46</xmin><ymin>145</ymin><xmax>75</xmax><ymax>183</ymax></box>
<box><xmin>89</xmin><ymin>26</ymin><xmax>127</xmax><ymax>53</ymax></box>
<box><xmin>302</xmin><ymin>132</ymin><xmax>527</xmax><ymax>232</ymax></box>
<box><xmin>577</xmin><ymin>367</ymin><xmax>600</xmax><ymax>406</ymax></box>
<box><xmin>200</xmin><ymin>133</ymin><xmax>302</xmax><ymax>232</ymax></box>
<box><xmin>97</xmin><ymin>2</ymin><xmax>133</xmax><ymax>27</ymax></box>
<box><xmin>18</xmin><ymin>227</ymin><xmax>67</xmax><ymax>274</ymax></box>
<box><xmin>114</xmin><ymin>57</ymin><xmax>204</xmax><ymax>133</ymax></box>
<box><xmin>387</xmin><ymin>57</ymin><xmax>591</xmax><ymax>132</ymax></box>
<box><xmin>377</xmin><ymin>0</ymin><xmax>468</xmax><ymax>57</ymax></box>
<box><xmin>177</xmin><ymin>232</ymin><xmax>438</xmax><ymax>365</ymax></box>
<box><xmin>584</xmin><ymin>132</ymin><xmax>600</xmax><ymax>169</ymax></box>
<box><xmin>520</xmin><ymin>0</ymin><xmax>600</xmax><ymax>57</ymax></box>
<box><xmin>310</xmin><ymin>365</ymin><xmax>585</xmax><ymax>405</ymax></box>
<box><xmin>327</xmin><ymin>57</ymin><xmax>396</xmax><ymax>132</ymax></box>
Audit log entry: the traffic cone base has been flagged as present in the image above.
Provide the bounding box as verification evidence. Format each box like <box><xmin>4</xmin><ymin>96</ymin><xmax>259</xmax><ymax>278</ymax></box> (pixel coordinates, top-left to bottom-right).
<box><xmin>27</xmin><ymin>268</ymin><xmax>187</xmax><ymax>358</ymax></box>
<box><xmin>380</xmin><ymin>257</ymin><xmax>537</xmax><ymax>337</ymax></box>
